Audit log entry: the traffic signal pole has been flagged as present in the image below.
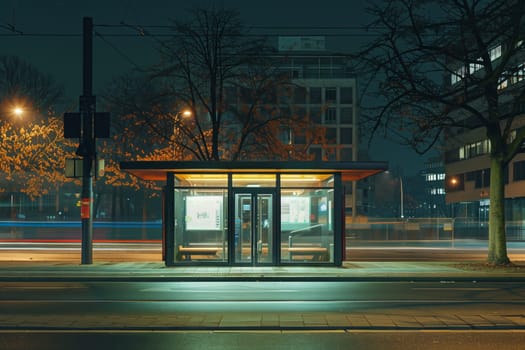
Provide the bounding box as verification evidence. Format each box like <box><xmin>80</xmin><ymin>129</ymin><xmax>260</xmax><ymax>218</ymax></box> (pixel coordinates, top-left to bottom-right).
<box><xmin>80</xmin><ymin>17</ymin><xmax>95</xmax><ymax>264</ymax></box>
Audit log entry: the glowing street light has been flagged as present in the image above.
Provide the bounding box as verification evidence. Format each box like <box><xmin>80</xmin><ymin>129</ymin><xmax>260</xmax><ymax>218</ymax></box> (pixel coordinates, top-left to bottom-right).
<box><xmin>180</xmin><ymin>109</ymin><xmax>193</xmax><ymax>118</ymax></box>
<box><xmin>13</xmin><ymin>107</ymin><xmax>24</xmax><ymax>117</ymax></box>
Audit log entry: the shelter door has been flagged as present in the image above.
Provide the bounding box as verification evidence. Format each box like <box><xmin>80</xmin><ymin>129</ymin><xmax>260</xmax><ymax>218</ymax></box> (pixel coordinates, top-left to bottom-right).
<box><xmin>233</xmin><ymin>190</ymin><xmax>274</xmax><ymax>265</ymax></box>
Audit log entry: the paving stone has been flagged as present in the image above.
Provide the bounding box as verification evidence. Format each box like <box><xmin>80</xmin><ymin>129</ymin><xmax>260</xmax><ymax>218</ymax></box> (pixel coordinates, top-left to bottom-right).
<box><xmin>414</xmin><ymin>316</ymin><xmax>447</xmax><ymax>328</ymax></box>
<box><xmin>261</xmin><ymin>314</ymin><xmax>279</xmax><ymax>321</ymax></box>
<box><xmin>435</xmin><ymin>315</ymin><xmax>469</xmax><ymax>326</ymax></box>
<box><xmin>457</xmin><ymin>315</ymin><xmax>493</xmax><ymax>327</ymax></box>
<box><xmin>279</xmin><ymin>321</ymin><xmax>305</xmax><ymax>327</ymax></box>
<box><xmin>325</xmin><ymin>314</ymin><xmax>351</xmax><ymax>327</ymax></box>
<box><xmin>364</xmin><ymin>314</ymin><xmax>396</xmax><ymax>327</ymax></box>
<box><xmin>480</xmin><ymin>315</ymin><xmax>517</xmax><ymax>326</ymax></box>
<box><xmin>278</xmin><ymin>314</ymin><xmax>303</xmax><ymax>322</ymax></box>
<box><xmin>302</xmin><ymin>315</ymin><xmax>327</xmax><ymax>325</ymax></box>
<box><xmin>390</xmin><ymin>315</ymin><xmax>422</xmax><ymax>328</ymax></box>
<box><xmin>346</xmin><ymin>314</ymin><xmax>370</xmax><ymax>327</ymax></box>
<box><xmin>504</xmin><ymin>316</ymin><xmax>525</xmax><ymax>326</ymax></box>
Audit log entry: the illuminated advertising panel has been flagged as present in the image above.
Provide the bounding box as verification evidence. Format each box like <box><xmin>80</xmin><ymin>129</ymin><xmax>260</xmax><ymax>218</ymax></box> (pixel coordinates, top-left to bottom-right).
<box><xmin>185</xmin><ymin>196</ymin><xmax>223</xmax><ymax>230</ymax></box>
<box><xmin>281</xmin><ymin>196</ymin><xmax>310</xmax><ymax>224</ymax></box>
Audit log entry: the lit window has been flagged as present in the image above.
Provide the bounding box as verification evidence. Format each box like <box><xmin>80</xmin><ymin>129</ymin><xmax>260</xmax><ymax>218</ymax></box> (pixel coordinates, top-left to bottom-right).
<box><xmin>498</xmin><ymin>75</ymin><xmax>508</xmax><ymax>90</ymax></box>
<box><xmin>469</xmin><ymin>62</ymin><xmax>482</xmax><ymax>74</ymax></box>
<box><xmin>459</xmin><ymin>147</ymin><xmax>465</xmax><ymax>160</ymax></box>
<box><xmin>490</xmin><ymin>45</ymin><xmax>502</xmax><ymax>61</ymax></box>
<box><xmin>511</xmin><ymin>63</ymin><xmax>525</xmax><ymax>84</ymax></box>
<box><xmin>451</xmin><ymin>66</ymin><xmax>466</xmax><ymax>84</ymax></box>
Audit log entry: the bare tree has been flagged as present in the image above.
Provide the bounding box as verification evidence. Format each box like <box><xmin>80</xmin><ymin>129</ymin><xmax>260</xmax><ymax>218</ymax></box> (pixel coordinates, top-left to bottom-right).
<box><xmin>152</xmin><ymin>6</ymin><xmax>320</xmax><ymax>161</ymax></box>
<box><xmin>105</xmin><ymin>6</ymin><xmax>323</xmax><ymax>163</ymax></box>
<box><xmin>360</xmin><ymin>0</ymin><xmax>525</xmax><ymax>265</ymax></box>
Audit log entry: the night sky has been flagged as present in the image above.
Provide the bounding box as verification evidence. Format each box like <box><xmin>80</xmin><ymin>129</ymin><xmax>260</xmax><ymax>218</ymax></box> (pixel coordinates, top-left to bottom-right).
<box><xmin>1</xmin><ymin>0</ymin><xmax>431</xmax><ymax>176</ymax></box>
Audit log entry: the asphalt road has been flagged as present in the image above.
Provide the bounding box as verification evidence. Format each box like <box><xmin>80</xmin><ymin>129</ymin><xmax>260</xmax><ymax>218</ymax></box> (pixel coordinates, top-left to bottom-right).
<box><xmin>1</xmin><ymin>280</ymin><xmax>524</xmax><ymax>314</ymax></box>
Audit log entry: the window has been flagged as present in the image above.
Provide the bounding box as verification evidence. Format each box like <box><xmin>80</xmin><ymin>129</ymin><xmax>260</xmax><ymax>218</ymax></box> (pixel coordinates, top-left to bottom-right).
<box><xmin>309</xmin><ymin>107</ymin><xmax>322</xmax><ymax>124</ymax></box>
<box><xmin>451</xmin><ymin>66</ymin><xmax>466</xmax><ymax>85</ymax></box>
<box><xmin>474</xmin><ymin>169</ymin><xmax>490</xmax><ymax>189</ymax></box>
<box><xmin>294</xmin><ymin>86</ymin><xmax>307</xmax><ymax>104</ymax></box>
<box><xmin>232</xmin><ymin>174</ymin><xmax>276</xmax><ymax>187</ymax></box>
<box><xmin>325</xmin><ymin>128</ymin><xmax>337</xmax><ymax>143</ymax></box>
<box><xmin>514</xmin><ymin>160</ymin><xmax>525</xmax><ymax>181</ymax></box>
<box><xmin>340</xmin><ymin>128</ymin><xmax>353</xmax><ymax>144</ymax></box>
<box><xmin>340</xmin><ymin>87</ymin><xmax>353</xmax><ymax>104</ymax></box>
<box><xmin>459</xmin><ymin>139</ymin><xmax>491</xmax><ymax>159</ymax></box>
<box><xmin>498</xmin><ymin>74</ymin><xmax>509</xmax><ymax>90</ymax></box>
<box><xmin>489</xmin><ymin>45</ymin><xmax>502</xmax><ymax>61</ymax></box>
<box><xmin>340</xmin><ymin>107</ymin><xmax>353</xmax><ymax>124</ymax></box>
<box><xmin>324</xmin><ymin>108</ymin><xmax>337</xmax><ymax>124</ymax></box>
<box><xmin>309</xmin><ymin>87</ymin><xmax>322</xmax><ymax>104</ymax></box>
<box><xmin>325</xmin><ymin>88</ymin><xmax>337</xmax><ymax>103</ymax></box>
<box><xmin>511</xmin><ymin>63</ymin><xmax>525</xmax><ymax>84</ymax></box>
<box><xmin>340</xmin><ymin>148</ymin><xmax>353</xmax><ymax>161</ymax></box>
<box><xmin>469</xmin><ymin>61</ymin><xmax>483</xmax><ymax>74</ymax></box>
<box><xmin>459</xmin><ymin>147</ymin><xmax>465</xmax><ymax>160</ymax></box>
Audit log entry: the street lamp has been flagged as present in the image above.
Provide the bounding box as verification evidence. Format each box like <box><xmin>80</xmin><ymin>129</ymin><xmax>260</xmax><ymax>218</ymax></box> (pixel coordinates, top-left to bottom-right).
<box><xmin>180</xmin><ymin>109</ymin><xmax>192</xmax><ymax>118</ymax></box>
<box><xmin>385</xmin><ymin>171</ymin><xmax>404</xmax><ymax>219</ymax></box>
<box><xmin>12</xmin><ymin>107</ymin><xmax>24</xmax><ymax>117</ymax></box>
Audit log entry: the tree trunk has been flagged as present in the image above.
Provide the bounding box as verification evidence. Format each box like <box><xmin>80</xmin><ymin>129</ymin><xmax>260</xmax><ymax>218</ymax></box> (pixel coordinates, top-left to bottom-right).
<box><xmin>487</xmin><ymin>157</ymin><xmax>510</xmax><ymax>265</ymax></box>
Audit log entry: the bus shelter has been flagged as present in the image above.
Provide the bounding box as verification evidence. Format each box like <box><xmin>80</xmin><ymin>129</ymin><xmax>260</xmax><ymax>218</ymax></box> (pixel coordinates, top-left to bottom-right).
<box><xmin>120</xmin><ymin>161</ymin><xmax>387</xmax><ymax>266</ymax></box>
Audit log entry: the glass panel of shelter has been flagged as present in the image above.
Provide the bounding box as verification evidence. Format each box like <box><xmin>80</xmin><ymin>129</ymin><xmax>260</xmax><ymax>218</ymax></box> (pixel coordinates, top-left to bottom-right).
<box><xmin>280</xmin><ymin>174</ymin><xmax>334</xmax><ymax>264</ymax></box>
<box><xmin>172</xmin><ymin>173</ymin><xmax>335</xmax><ymax>265</ymax></box>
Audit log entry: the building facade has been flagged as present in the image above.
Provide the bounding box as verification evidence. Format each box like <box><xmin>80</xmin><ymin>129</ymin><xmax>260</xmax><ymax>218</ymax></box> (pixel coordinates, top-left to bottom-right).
<box><xmin>443</xmin><ymin>38</ymin><xmax>525</xmax><ymax>239</ymax></box>
<box><xmin>270</xmin><ymin>36</ymin><xmax>364</xmax><ymax>217</ymax></box>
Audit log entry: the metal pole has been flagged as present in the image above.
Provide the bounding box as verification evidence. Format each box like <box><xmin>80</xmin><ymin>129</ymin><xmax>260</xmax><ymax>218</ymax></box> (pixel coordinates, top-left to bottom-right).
<box><xmin>80</xmin><ymin>17</ymin><xmax>95</xmax><ymax>264</ymax></box>
<box><xmin>400</xmin><ymin>177</ymin><xmax>404</xmax><ymax>219</ymax></box>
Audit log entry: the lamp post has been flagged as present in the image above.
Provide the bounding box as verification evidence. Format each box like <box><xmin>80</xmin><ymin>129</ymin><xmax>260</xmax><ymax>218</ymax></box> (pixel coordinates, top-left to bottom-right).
<box><xmin>399</xmin><ymin>176</ymin><xmax>404</xmax><ymax>219</ymax></box>
<box><xmin>171</xmin><ymin>108</ymin><xmax>193</xmax><ymax>156</ymax></box>
<box><xmin>385</xmin><ymin>171</ymin><xmax>404</xmax><ymax>219</ymax></box>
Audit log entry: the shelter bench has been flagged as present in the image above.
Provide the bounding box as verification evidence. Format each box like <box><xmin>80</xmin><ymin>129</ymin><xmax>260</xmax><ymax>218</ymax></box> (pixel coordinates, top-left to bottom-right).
<box><xmin>177</xmin><ymin>246</ymin><xmax>219</xmax><ymax>260</ymax></box>
<box><xmin>287</xmin><ymin>247</ymin><xmax>329</xmax><ymax>261</ymax></box>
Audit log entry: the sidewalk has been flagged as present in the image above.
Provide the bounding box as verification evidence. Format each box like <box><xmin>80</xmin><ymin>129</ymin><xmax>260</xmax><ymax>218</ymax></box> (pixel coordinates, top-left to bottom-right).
<box><xmin>0</xmin><ymin>261</ymin><xmax>524</xmax><ymax>331</ymax></box>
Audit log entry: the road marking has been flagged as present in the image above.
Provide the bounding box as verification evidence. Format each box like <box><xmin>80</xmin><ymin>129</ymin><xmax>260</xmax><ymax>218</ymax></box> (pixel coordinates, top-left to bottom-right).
<box><xmin>412</xmin><ymin>287</ymin><xmax>499</xmax><ymax>291</ymax></box>
<box><xmin>0</xmin><ymin>285</ymin><xmax>87</xmax><ymax>290</ymax></box>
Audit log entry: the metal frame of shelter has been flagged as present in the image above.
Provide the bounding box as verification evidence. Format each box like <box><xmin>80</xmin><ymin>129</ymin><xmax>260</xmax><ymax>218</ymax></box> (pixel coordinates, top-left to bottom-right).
<box><xmin>120</xmin><ymin>161</ymin><xmax>387</xmax><ymax>267</ymax></box>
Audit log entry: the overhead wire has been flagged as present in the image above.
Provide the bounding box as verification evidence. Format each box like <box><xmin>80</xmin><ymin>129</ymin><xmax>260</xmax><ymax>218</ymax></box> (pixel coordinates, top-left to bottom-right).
<box><xmin>0</xmin><ymin>23</ymin><xmax>381</xmax><ymax>38</ymax></box>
